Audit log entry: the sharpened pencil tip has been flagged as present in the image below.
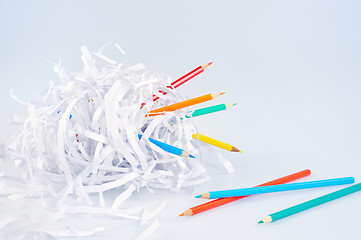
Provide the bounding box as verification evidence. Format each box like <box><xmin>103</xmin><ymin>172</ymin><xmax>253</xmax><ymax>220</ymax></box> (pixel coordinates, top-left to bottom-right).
<box><xmin>231</xmin><ymin>146</ymin><xmax>242</xmax><ymax>152</ymax></box>
<box><xmin>182</xmin><ymin>151</ymin><xmax>195</xmax><ymax>158</ymax></box>
<box><xmin>258</xmin><ymin>220</ymin><xmax>264</xmax><ymax>224</ymax></box>
<box><xmin>202</xmin><ymin>62</ymin><xmax>212</xmax><ymax>70</ymax></box>
<box><xmin>195</xmin><ymin>195</ymin><xmax>201</xmax><ymax>198</ymax></box>
<box><xmin>233</xmin><ymin>103</ymin><xmax>237</xmax><ymax>106</ymax></box>
<box><xmin>180</xmin><ymin>209</ymin><xmax>193</xmax><ymax>216</ymax></box>
<box><xmin>220</xmin><ymin>92</ymin><xmax>226</xmax><ymax>96</ymax></box>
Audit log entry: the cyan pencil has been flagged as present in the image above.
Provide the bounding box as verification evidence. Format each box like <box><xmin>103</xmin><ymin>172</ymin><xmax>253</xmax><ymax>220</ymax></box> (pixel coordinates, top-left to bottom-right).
<box><xmin>196</xmin><ymin>177</ymin><xmax>355</xmax><ymax>199</ymax></box>
<box><xmin>138</xmin><ymin>134</ymin><xmax>195</xmax><ymax>158</ymax></box>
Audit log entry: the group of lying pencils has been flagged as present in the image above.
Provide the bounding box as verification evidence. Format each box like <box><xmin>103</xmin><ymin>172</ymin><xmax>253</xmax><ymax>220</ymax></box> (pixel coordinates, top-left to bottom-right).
<box><xmin>143</xmin><ymin>62</ymin><xmax>242</xmax><ymax>157</ymax></box>
<box><xmin>180</xmin><ymin>169</ymin><xmax>361</xmax><ymax>223</ymax></box>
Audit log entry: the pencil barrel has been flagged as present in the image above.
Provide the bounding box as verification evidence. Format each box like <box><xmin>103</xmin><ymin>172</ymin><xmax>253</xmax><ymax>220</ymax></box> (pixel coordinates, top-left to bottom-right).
<box><xmin>138</xmin><ymin>134</ymin><xmax>183</xmax><ymax>156</ymax></box>
<box><xmin>208</xmin><ymin>177</ymin><xmax>355</xmax><ymax>198</ymax></box>
<box><xmin>192</xmin><ymin>133</ymin><xmax>233</xmax><ymax>150</ymax></box>
<box><xmin>172</xmin><ymin>66</ymin><xmax>203</xmax><ymax>88</ymax></box>
<box><xmin>149</xmin><ymin>93</ymin><xmax>214</xmax><ymax>115</ymax></box>
<box><xmin>191</xmin><ymin>104</ymin><xmax>226</xmax><ymax>117</ymax></box>
<box><xmin>270</xmin><ymin>182</ymin><xmax>361</xmax><ymax>222</ymax></box>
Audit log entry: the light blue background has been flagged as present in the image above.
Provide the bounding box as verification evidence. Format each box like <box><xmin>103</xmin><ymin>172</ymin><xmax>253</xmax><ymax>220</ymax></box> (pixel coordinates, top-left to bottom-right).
<box><xmin>1</xmin><ymin>0</ymin><xmax>361</xmax><ymax>239</ymax></box>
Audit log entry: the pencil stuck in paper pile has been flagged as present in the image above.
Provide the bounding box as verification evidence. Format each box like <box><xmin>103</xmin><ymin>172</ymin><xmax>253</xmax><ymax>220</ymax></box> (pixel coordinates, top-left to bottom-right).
<box><xmin>3</xmin><ymin>44</ymin><xmax>233</xmax><ymax>238</ymax></box>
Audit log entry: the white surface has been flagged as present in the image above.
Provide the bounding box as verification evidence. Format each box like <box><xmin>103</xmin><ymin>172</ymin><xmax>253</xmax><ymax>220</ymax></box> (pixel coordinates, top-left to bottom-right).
<box><xmin>1</xmin><ymin>0</ymin><xmax>361</xmax><ymax>239</ymax></box>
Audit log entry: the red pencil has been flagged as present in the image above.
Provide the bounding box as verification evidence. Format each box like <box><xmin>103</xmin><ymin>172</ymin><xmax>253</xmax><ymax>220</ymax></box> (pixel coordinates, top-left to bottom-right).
<box><xmin>153</xmin><ymin>62</ymin><xmax>212</xmax><ymax>101</ymax></box>
<box><xmin>179</xmin><ymin>169</ymin><xmax>311</xmax><ymax>216</ymax></box>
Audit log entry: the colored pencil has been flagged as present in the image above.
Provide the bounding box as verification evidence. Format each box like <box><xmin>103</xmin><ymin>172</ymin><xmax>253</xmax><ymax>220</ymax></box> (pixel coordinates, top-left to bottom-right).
<box><xmin>138</xmin><ymin>134</ymin><xmax>195</xmax><ymax>158</ymax></box>
<box><xmin>181</xmin><ymin>103</ymin><xmax>237</xmax><ymax>119</ymax></box>
<box><xmin>192</xmin><ymin>133</ymin><xmax>241</xmax><ymax>153</ymax></box>
<box><xmin>146</xmin><ymin>92</ymin><xmax>224</xmax><ymax>117</ymax></box>
<box><xmin>152</xmin><ymin>62</ymin><xmax>212</xmax><ymax>102</ymax></box>
<box><xmin>179</xmin><ymin>169</ymin><xmax>311</xmax><ymax>216</ymax></box>
<box><xmin>196</xmin><ymin>177</ymin><xmax>355</xmax><ymax>199</ymax></box>
<box><xmin>259</xmin><ymin>182</ymin><xmax>361</xmax><ymax>223</ymax></box>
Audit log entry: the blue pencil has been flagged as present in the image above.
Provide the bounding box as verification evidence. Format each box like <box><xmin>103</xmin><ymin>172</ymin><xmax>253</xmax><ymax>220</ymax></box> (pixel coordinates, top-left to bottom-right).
<box><xmin>138</xmin><ymin>134</ymin><xmax>195</xmax><ymax>158</ymax></box>
<box><xmin>195</xmin><ymin>177</ymin><xmax>355</xmax><ymax>199</ymax></box>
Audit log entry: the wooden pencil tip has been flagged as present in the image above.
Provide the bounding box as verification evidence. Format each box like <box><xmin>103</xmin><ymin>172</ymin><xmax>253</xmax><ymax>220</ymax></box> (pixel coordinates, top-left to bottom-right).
<box><xmin>212</xmin><ymin>92</ymin><xmax>226</xmax><ymax>98</ymax></box>
<box><xmin>226</xmin><ymin>103</ymin><xmax>237</xmax><ymax>109</ymax></box>
<box><xmin>199</xmin><ymin>192</ymin><xmax>210</xmax><ymax>199</ymax></box>
<box><xmin>260</xmin><ymin>216</ymin><xmax>272</xmax><ymax>223</ymax></box>
<box><xmin>180</xmin><ymin>209</ymin><xmax>193</xmax><ymax>216</ymax></box>
<box><xmin>181</xmin><ymin>151</ymin><xmax>195</xmax><ymax>158</ymax></box>
<box><xmin>231</xmin><ymin>146</ymin><xmax>242</xmax><ymax>152</ymax></box>
<box><xmin>202</xmin><ymin>62</ymin><xmax>213</xmax><ymax>70</ymax></box>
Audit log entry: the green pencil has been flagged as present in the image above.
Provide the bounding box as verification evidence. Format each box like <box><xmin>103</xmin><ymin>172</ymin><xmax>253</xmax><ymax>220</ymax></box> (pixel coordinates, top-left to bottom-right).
<box><xmin>258</xmin><ymin>182</ymin><xmax>361</xmax><ymax>223</ymax></box>
<box><xmin>182</xmin><ymin>103</ymin><xmax>236</xmax><ymax>119</ymax></box>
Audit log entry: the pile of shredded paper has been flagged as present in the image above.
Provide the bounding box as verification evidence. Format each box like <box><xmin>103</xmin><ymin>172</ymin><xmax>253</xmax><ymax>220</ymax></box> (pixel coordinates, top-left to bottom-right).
<box><xmin>2</xmin><ymin>44</ymin><xmax>234</xmax><ymax>239</ymax></box>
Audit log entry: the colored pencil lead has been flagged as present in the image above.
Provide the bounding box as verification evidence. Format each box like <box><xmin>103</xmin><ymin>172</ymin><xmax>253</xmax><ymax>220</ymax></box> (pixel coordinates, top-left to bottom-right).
<box><xmin>258</xmin><ymin>220</ymin><xmax>264</xmax><ymax>224</ymax></box>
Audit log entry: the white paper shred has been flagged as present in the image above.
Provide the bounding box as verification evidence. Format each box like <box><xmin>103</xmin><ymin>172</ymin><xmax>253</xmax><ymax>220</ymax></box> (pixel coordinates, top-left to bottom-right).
<box><xmin>217</xmin><ymin>152</ymin><xmax>235</xmax><ymax>174</ymax></box>
<box><xmin>135</xmin><ymin>220</ymin><xmax>161</xmax><ymax>240</ymax></box>
<box><xmin>3</xmin><ymin>43</ymin><xmax>235</xmax><ymax>239</ymax></box>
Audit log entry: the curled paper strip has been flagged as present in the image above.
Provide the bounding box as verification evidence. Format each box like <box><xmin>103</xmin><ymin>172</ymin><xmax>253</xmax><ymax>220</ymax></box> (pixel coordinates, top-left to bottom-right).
<box><xmin>4</xmin><ymin>43</ymin><xmax>234</xmax><ymax>239</ymax></box>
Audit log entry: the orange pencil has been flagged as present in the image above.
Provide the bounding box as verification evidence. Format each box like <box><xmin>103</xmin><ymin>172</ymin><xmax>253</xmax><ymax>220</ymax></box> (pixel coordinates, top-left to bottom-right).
<box><xmin>146</xmin><ymin>92</ymin><xmax>225</xmax><ymax>117</ymax></box>
<box><xmin>179</xmin><ymin>169</ymin><xmax>311</xmax><ymax>216</ymax></box>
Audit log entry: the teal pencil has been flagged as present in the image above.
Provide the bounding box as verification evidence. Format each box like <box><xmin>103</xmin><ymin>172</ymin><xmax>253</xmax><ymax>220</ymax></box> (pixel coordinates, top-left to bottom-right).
<box><xmin>182</xmin><ymin>103</ymin><xmax>236</xmax><ymax>119</ymax></box>
<box><xmin>259</xmin><ymin>182</ymin><xmax>361</xmax><ymax>223</ymax></box>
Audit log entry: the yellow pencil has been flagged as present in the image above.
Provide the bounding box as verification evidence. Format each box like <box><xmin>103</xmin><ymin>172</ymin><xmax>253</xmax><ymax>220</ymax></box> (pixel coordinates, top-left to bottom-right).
<box><xmin>192</xmin><ymin>133</ymin><xmax>242</xmax><ymax>153</ymax></box>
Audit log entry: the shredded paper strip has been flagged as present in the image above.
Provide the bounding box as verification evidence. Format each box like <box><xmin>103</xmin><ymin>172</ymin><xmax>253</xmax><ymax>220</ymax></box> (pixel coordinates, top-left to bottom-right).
<box><xmin>2</xmin><ymin>44</ymin><xmax>234</xmax><ymax>239</ymax></box>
